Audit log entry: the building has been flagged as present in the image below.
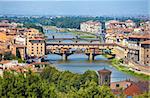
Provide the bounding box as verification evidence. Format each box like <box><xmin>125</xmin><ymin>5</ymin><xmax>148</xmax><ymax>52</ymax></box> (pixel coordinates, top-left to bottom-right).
<box><xmin>14</xmin><ymin>35</ymin><xmax>26</xmax><ymax>45</ymax></box>
<box><xmin>0</xmin><ymin>20</ymin><xmax>23</xmax><ymax>28</ymax></box>
<box><xmin>80</xmin><ymin>21</ymin><xmax>102</xmax><ymax>34</ymax></box>
<box><xmin>124</xmin><ymin>81</ymin><xmax>149</xmax><ymax>97</ymax></box>
<box><xmin>97</xmin><ymin>68</ymin><xmax>111</xmax><ymax>86</ymax></box>
<box><xmin>105</xmin><ymin>20</ymin><xmax>134</xmax><ymax>34</ymax></box>
<box><xmin>111</xmin><ymin>80</ymin><xmax>149</xmax><ymax>97</ymax></box>
<box><xmin>27</xmin><ymin>36</ymin><xmax>45</xmax><ymax>57</ymax></box>
<box><xmin>0</xmin><ymin>60</ymin><xmax>21</xmax><ymax>69</ymax></box>
<box><xmin>10</xmin><ymin>44</ymin><xmax>26</xmax><ymax>60</ymax></box>
<box><xmin>127</xmin><ymin>34</ymin><xmax>150</xmax><ymax>48</ymax></box>
<box><xmin>105</xmin><ymin>20</ymin><xmax>126</xmax><ymax>29</ymax></box>
<box><xmin>125</xmin><ymin>20</ymin><xmax>136</xmax><ymax>28</ymax></box>
<box><xmin>139</xmin><ymin>40</ymin><xmax>150</xmax><ymax>66</ymax></box>
<box><xmin>25</xmin><ymin>28</ymin><xmax>45</xmax><ymax>57</ymax></box>
<box><xmin>111</xmin><ymin>80</ymin><xmax>132</xmax><ymax>90</ymax></box>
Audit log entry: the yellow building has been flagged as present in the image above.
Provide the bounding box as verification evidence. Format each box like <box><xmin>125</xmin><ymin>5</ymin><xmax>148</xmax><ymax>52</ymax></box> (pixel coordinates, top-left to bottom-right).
<box><xmin>25</xmin><ymin>28</ymin><xmax>45</xmax><ymax>57</ymax></box>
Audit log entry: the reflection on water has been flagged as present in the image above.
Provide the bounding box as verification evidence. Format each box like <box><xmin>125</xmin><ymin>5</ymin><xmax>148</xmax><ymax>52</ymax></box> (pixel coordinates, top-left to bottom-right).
<box><xmin>46</xmin><ymin>54</ymin><xmax>139</xmax><ymax>82</ymax></box>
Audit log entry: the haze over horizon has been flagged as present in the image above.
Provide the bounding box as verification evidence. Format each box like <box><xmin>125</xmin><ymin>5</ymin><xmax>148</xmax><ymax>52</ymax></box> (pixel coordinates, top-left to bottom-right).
<box><xmin>0</xmin><ymin>0</ymin><xmax>149</xmax><ymax>17</ymax></box>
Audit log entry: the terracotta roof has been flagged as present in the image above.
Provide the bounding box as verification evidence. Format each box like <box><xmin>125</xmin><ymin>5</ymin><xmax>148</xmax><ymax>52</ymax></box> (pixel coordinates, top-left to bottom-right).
<box><xmin>29</xmin><ymin>37</ymin><xmax>45</xmax><ymax>41</ymax></box>
<box><xmin>124</xmin><ymin>83</ymin><xmax>142</xmax><ymax>96</ymax></box>
<box><xmin>81</xmin><ymin>21</ymin><xmax>101</xmax><ymax>25</ymax></box>
<box><xmin>128</xmin><ymin>35</ymin><xmax>150</xmax><ymax>39</ymax></box>
<box><xmin>31</xmin><ymin>62</ymin><xmax>49</xmax><ymax>65</ymax></box>
<box><xmin>98</xmin><ymin>68</ymin><xmax>112</xmax><ymax>74</ymax></box>
<box><xmin>125</xmin><ymin>20</ymin><xmax>134</xmax><ymax>23</ymax></box>
<box><xmin>0</xmin><ymin>60</ymin><xmax>11</xmax><ymax>64</ymax></box>
<box><xmin>140</xmin><ymin>40</ymin><xmax>150</xmax><ymax>45</ymax></box>
<box><xmin>14</xmin><ymin>44</ymin><xmax>26</xmax><ymax>48</ymax></box>
<box><xmin>9</xmin><ymin>65</ymin><xmax>36</xmax><ymax>73</ymax></box>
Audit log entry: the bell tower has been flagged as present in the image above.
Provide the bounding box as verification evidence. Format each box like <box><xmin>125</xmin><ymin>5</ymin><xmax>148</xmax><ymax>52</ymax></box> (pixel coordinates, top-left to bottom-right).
<box><xmin>98</xmin><ymin>68</ymin><xmax>111</xmax><ymax>86</ymax></box>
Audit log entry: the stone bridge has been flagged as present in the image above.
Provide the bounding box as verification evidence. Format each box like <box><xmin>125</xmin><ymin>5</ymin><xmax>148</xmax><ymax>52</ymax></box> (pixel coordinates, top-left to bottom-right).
<box><xmin>46</xmin><ymin>42</ymin><xmax>140</xmax><ymax>61</ymax></box>
<box><xmin>46</xmin><ymin>37</ymin><xmax>101</xmax><ymax>43</ymax></box>
<box><xmin>46</xmin><ymin>42</ymin><xmax>116</xmax><ymax>60</ymax></box>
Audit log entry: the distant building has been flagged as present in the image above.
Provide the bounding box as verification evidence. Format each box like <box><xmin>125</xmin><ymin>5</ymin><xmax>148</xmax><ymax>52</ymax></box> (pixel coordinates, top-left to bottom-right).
<box><xmin>105</xmin><ymin>20</ymin><xmax>126</xmax><ymax>29</ymax></box>
<box><xmin>97</xmin><ymin>68</ymin><xmax>111</xmax><ymax>86</ymax></box>
<box><xmin>125</xmin><ymin>20</ymin><xmax>136</xmax><ymax>28</ymax></box>
<box><xmin>0</xmin><ymin>20</ymin><xmax>23</xmax><ymax>28</ymax></box>
<box><xmin>80</xmin><ymin>21</ymin><xmax>102</xmax><ymax>34</ymax></box>
<box><xmin>105</xmin><ymin>20</ymin><xmax>135</xmax><ymax>34</ymax></box>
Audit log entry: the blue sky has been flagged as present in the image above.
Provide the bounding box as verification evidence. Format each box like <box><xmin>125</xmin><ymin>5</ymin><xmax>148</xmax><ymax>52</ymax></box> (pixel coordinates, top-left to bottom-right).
<box><xmin>0</xmin><ymin>0</ymin><xmax>149</xmax><ymax>16</ymax></box>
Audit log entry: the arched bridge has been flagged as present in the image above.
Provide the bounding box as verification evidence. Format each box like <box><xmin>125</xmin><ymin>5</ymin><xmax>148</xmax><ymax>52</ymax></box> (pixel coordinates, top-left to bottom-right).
<box><xmin>46</xmin><ymin>42</ymin><xmax>116</xmax><ymax>60</ymax></box>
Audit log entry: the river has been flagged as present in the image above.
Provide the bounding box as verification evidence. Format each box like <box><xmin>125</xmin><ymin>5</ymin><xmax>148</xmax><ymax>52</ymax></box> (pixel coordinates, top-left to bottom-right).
<box><xmin>44</xmin><ymin>29</ymin><xmax>139</xmax><ymax>82</ymax></box>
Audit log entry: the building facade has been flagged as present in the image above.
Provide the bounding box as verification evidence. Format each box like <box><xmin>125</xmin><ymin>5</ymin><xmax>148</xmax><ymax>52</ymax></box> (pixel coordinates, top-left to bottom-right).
<box><xmin>26</xmin><ymin>28</ymin><xmax>45</xmax><ymax>57</ymax></box>
<box><xmin>80</xmin><ymin>21</ymin><xmax>102</xmax><ymax>34</ymax></box>
<box><xmin>140</xmin><ymin>40</ymin><xmax>150</xmax><ymax>66</ymax></box>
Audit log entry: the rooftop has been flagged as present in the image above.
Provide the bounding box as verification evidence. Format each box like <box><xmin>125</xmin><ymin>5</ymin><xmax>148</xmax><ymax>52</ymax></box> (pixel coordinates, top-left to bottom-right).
<box><xmin>128</xmin><ymin>35</ymin><xmax>150</xmax><ymax>39</ymax></box>
<box><xmin>0</xmin><ymin>60</ymin><xmax>11</xmax><ymax>64</ymax></box>
<box><xmin>140</xmin><ymin>40</ymin><xmax>150</xmax><ymax>45</ymax></box>
<box><xmin>98</xmin><ymin>68</ymin><xmax>112</xmax><ymax>74</ymax></box>
<box><xmin>29</xmin><ymin>37</ymin><xmax>45</xmax><ymax>41</ymax></box>
<box><xmin>125</xmin><ymin>20</ymin><xmax>134</xmax><ymax>23</ymax></box>
<box><xmin>81</xmin><ymin>21</ymin><xmax>101</xmax><ymax>25</ymax></box>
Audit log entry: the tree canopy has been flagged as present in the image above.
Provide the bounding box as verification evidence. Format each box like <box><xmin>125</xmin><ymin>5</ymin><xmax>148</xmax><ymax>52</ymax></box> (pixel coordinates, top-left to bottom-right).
<box><xmin>0</xmin><ymin>66</ymin><xmax>115</xmax><ymax>98</ymax></box>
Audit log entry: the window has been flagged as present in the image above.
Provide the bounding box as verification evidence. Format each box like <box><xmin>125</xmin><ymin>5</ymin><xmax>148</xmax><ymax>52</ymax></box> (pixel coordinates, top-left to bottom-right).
<box><xmin>147</xmin><ymin>55</ymin><xmax>149</xmax><ymax>58</ymax></box>
<box><xmin>126</xmin><ymin>84</ymin><xmax>129</xmax><ymax>88</ymax></box>
<box><xmin>116</xmin><ymin>84</ymin><xmax>120</xmax><ymax>87</ymax></box>
<box><xmin>105</xmin><ymin>76</ymin><xmax>108</xmax><ymax>82</ymax></box>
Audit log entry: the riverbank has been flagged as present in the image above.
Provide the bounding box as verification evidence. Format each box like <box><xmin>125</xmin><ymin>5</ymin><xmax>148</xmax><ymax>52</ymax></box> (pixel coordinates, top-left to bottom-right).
<box><xmin>110</xmin><ymin>59</ymin><xmax>150</xmax><ymax>80</ymax></box>
<box><xmin>43</xmin><ymin>26</ymin><xmax>98</xmax><ymax>39</ymax></box>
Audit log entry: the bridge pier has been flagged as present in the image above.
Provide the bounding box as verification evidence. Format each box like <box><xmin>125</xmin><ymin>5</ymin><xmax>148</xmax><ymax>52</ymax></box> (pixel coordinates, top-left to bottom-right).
<box><xmin>89</xmin><ymin>53</ymin><xmax>95</xmax><ymax>61</ymax></box>
<box><xmin>62</xmin><ymin>53</ymin><xmax>68</xmax><ymax>61</ymax></box>
<box><xmin>86</xmin><ymin>53</ymin><xmax>95</xmax><ymax>61</ymax></box>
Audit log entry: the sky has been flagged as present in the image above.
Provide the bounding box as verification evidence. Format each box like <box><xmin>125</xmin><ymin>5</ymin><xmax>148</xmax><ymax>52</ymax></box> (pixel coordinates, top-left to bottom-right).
<box><xmin>0</xmin><ymin>0</ymin><xmax>149</xmax><ymax>16</ymax></box>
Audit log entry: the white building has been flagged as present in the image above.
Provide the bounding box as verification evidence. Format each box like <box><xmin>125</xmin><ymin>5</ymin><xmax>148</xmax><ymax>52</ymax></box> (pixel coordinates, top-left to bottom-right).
<box><xmin>0</xmin><ymin>60</ymin><xmax>27</xmax><ymax>76</ymax></box>
<box><xmin>125</xmin><ymin>20</ymin><xmax>136</xmax><ymax>28</ymax></box>
<box><xmin>14</xmin><ymin>35</ymin><xmax>26</xmax><ymax>45</ymax></box>
<box><xmin>80</xmin><ymin>21</ymin><xmax>102</xmax><ymax>34</ymax></box>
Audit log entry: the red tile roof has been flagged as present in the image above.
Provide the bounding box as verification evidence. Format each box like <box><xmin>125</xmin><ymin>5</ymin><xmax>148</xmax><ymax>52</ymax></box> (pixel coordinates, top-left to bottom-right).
<box><xmin>125</xmin><ymin>20</ymin><xmax>134</xmax><ymax>23</ymax></box>
<box><xmin>128</xmin><ymin>35</ymin><xmax>150</xmax><ymax>39</ymax></box>
<box><xmin>29</xmin><ymin>37</ymin><xmax>45</xmax><ymax>41</ymax></box>
<box><xmin>98</xmin><ymin>69</ymin><xmax>112</xmax><ymax>74</ymax></box>
<box><xmin>140</xmin><ymin>40</ymin><xmax>150</xmax><ymax>45</ymax></box>
<box><xmin>124</xmin><ymin>83</ymin><xmax>142</xmax><ymax>96</ymax></box>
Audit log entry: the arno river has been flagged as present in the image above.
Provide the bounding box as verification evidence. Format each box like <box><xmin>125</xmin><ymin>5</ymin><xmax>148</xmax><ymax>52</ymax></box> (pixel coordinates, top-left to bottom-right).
<box><xmin>44</xmin><ymin>30</ymin><xmax>139</xmax><ymax>82</ymax></box>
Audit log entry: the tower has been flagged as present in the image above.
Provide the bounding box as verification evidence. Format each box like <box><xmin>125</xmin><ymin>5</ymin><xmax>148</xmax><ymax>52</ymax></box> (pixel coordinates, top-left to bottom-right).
<box><xmin>98</xmin><ymin>68</ymin><xmax>111</xmax><ymax>86</ymax></box>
